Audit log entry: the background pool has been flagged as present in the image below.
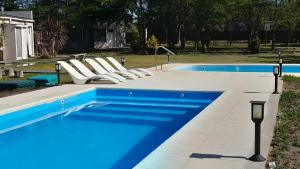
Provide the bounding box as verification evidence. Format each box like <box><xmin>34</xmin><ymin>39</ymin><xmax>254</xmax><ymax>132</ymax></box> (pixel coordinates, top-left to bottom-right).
<box><xmin>175</xmin><ymin>64</ymin><xmax>300</xmax><ymax>73</ymax></box>
<box><xmin>0</xmin><ymin>89</ymin><xmax>221</xmax><ymax>169</ymax></box>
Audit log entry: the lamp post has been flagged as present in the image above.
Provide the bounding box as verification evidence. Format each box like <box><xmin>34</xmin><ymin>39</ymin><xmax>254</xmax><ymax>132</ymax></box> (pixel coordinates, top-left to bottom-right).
<box><xmin>121</xmin><ymin>57</ymin><xmax>125</xmax><ymax>66</ymax></box>
<box><xmin>279</xmin><ymin>59</ymin><xmax>283</xmax><ymax>77</ymax></box>
<box><xmin>167</xmin><ymin>52</ymin><xmax>170</xmax><ymax>63</ymax></box>
<box><xmin>273</xmin><ymin>66</ymin><xmax>280</xmax><ymax>94</ymax></box>
<box><xmin>278</xmin><ymin>50</ymin><xmax>281</xmax><ymax>61</ymax></box>
<box><xmin>55</xmin><ymin>63</ymin><xmax>62</xmax><ymax>85</ymax></box>
<box><xmin>249</xmin><ymin>101</ymin><xmax>266</xmax><ymax>162</ymax></box>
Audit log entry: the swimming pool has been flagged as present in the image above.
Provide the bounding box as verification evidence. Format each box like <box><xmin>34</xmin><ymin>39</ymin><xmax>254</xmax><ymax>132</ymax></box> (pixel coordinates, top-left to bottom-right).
<box><xmin>175</xmin><ymin>64</ymin><xmax>300</xmax><ymax>73</ymax></box>
<box><xmin>0</xmin><ymin>88</ymin><xmax>221</xmax><ymax>169</ymax></box>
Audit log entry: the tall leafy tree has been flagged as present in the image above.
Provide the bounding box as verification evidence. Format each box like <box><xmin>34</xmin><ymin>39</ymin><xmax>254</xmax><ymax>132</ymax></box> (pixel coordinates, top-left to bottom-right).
<box><xmin>146</xmin><ymin>0</ymin><xmax>192</xmax><ymax>49</ymax></box>
<box><xmin>190</xmin><ymin>0</ymin><xmax>226</xmax><ymax>51</ymax></box>
<box><xmin>274</xmin><ymin>0</ymin><xmax>300</xmax><ymax>46</ymax></box>
<box><xmin>228</xmin><ymin>0</ymin><xmax>269</xmax><ymax>51</ymax></box>
<box><xmin>1</xmin><ymin>0</ymin><xmax>18</xmax><ymax>10</ymax></box>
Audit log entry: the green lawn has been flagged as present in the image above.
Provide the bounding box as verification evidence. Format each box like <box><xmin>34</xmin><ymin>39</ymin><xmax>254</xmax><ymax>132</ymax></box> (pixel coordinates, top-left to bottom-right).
<box><xmin>6</xmin><ymin>50</ymin><xmax>300</xmax><ymax>70</ymax></box>
<box><xmin>1</xmin><ymin>51</ymin><xmax>300</xmax><ymax>84</ymax></box>
<box><xmin>269</xmin><ymin>76</ymin><xmax>300</xmax><ymax>169</ymax></box>
<box><xmin>24</xmin><ymin>52</ymin><xmax>298</xmax><ymax>70</ymax></box>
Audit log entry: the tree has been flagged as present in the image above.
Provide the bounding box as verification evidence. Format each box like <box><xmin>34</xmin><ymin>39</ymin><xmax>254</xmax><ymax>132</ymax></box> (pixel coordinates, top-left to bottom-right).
<box><xmin>190</xmin><ymin>0</ymin><xmax>226</xmax><ymax>52</ymax></box>
<box><xmin>275</xmin><ymin>0</ymin><xmax>300</xmax><ymax>47</ymax></box>
<box><xmin>1</xmin><ymin>0</ymin><xmax>18</xmax><ymax>10</ymax></box>
<box><xmin>176</xmin><ymin>0</ymin><xmax>191</xmax><ymax>49</ymax></box>
<box><xmin>29</xmin><ymin>0</ymin><xmax>135</xmax><ymax>52</ymax></box>
<box><xmin>145</xmin><ymin>0</ymin><xmax>192</xmax><ymax>49</ymax></box>
<box><xmin>38</xmin><ymin>19</ymin><xmax>68</xmax><ymax>58</ymax></box>
<box><xmin>229</xmin><ymin>0</ymin><xmax>269</xmax><ymax>52</ymax></box>
<box><xmin>136</xmin><ymin>0</ymin><xmax>147</xmax><ymax>52</ymax></box>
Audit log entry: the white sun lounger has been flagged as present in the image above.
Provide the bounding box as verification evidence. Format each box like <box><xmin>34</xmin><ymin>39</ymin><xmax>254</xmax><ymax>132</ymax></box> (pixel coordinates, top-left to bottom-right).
<box><xmin>95</xmin><ymin>58</ymin><xmax>139</xmax><ymax>79</ymax></box>
<box><xmin>105</xmin><ymin>57</ymin><xmax>146</xmax><ymax>78</ymax></box>
<box><xmin>85</xmin><ymin>58</ymin><xmax>126</xmax><ymax>82</ymax></box>
<box><xmin>106</xmin><ymin>57</ymin><xmax>154</xmax><ymax>76</ymax></box>
<box><xmin>57</xmin><ymin>61</ymin><xmax>98</xmax><ymax>84</ymax></box>
<box><xmin>69</xmin><ymin>59</ymin><xmax>121</xmax><ymax>84</ymax></box>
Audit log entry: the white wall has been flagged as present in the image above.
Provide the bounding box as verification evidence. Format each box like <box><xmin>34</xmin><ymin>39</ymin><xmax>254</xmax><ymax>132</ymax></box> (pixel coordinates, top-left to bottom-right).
<box><xmin>2</xmin><ymin>22</ymin><xmax>35</xmax><ymax>63</ymax></box>
<box><xmin>15</xmin><ymin>27</ymin><xmax>23</xmax><ymax>60</ymax></box>
<box><xmin>21</xmin><ymin>27</ymin><xmax>28</xmax><ymax>59</ymax></box>
<box><xmin>3</xmin><ymin>24</ymin><xmax>17</xmax><ymax>63</ymax></box>
<box><xmin>27</xmin><ymin>26</ymin><xmax>34</xmax><ymax>56</ymax></box>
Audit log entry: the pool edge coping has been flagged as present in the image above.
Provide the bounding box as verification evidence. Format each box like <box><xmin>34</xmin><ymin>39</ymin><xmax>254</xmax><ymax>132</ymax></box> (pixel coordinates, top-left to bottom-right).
<box><xmin>0</xmin><ymin>87</ymin><xmax>97</xmax><ymax>116</ymax></box>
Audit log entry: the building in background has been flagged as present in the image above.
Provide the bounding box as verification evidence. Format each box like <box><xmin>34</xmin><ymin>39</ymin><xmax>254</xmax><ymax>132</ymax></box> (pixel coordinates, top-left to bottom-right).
<box><xmin>0</xmin><ymin>11</ymin><xmax>34</xmax><ymax>63</ymax></box>
<box><xmin>93</xmin><ymin>22</ymin><xmax>126</xmax><ymax>49</ymax></box>
<box><xmin>66</xmin><ymin>22</ymin><xmax>126</xmax><ymax>51</ymax></box>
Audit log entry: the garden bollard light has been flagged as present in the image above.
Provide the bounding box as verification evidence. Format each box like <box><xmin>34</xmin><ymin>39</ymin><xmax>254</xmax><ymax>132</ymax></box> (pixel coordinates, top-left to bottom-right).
<box><xmin>55</xmin><ymin>63</ymin><xmax>62</xmax><ymax>85</ymax></box>
<box><xmin>273</xmin><ymin>66</ymin><xmax>280</xmax><ymax>94</ymax></box>
<box><xmin>249</xmin><ymin>101</ymin><xmax>266</xmax><ymax>162</ymax></box>
<box><xmin>279</xmin><ymin>59</ymin><xmax>283</xmax><ymax>77</ymax></box>
<box><xmin>121</xmin><ymin>57</ymin><xmax>125</xmax><ymax>66</ymax></box>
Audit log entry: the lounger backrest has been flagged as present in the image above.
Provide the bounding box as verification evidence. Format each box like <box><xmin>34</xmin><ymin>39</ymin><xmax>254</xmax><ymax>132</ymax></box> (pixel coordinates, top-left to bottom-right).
<box><xmin>57</xmin><ymin>61</ymin><xmax>86</xmax><ymax>80</ymax></box>
<box><xmin>95</xmin><ymin>58</ymin><xmax>117</xmax><ymax>73</ymax></box>
<box><xmin>85</xmin><ymin>58</ymin><xmax>108</xmax><ymax>74</ymax></box>
<box><xmin>106</xmin><ymin>57</ymin><xmax>127</xmax><ymax>71</ymax></box>
<box><xmin>70</xmin><ymin>59</ymin><xmax>96</xmax><ymax>77</ymax></box>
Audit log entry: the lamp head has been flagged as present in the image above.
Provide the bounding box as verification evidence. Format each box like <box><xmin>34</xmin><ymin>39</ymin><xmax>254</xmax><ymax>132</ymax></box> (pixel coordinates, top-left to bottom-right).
<box><xmin>250</xmin><ymin>101</ymin><xmax>266</xmax><ymax>123</ymax></box>
<box><xmin>121</xmin><ymin>57</ymin><xmax>125</xmax><ymax>62</ymax></box>
<box><xmin>55</xmin><ymin>63</ymin><xmax>62</xmax><ymax>72</ymax></box>
<box><xmin>279</xmin><ymin>59</ymin><xmax>283</xmax><ymax>64</ymax></box>
<box><xmin>273</xmin><ymin>66</ymin><xmax>279</xmax><ymax>76</ymax></box>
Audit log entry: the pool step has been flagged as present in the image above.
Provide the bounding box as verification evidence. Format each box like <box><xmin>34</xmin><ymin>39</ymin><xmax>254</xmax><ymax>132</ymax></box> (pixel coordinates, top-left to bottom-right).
<box><xmin>95</xmin><ymin>96</ymin><xmax>213</xmax><ymax>105</ymax></box>
<box><xmin>90</xmin><ymin>103</ymin><xmax>204</xmax><ymax>111</ymax></box>
<box><xmin>97</xmin><ymin>101</ymin><xmax>203</xmax><ymax>109</ymax></box>
<box><xmin>69</xmin><ymin>102</ymin><xmax>205</xmax><ymax>124</ymax></box>
<box><xmin>71</xmin><ymin>111</ymin><xmax>173</xmax><ymax>122</ymax></box>
<box><xmin>79</xmin><ymin>106</ymin><xmax>188</xmax><ymax>117</ymax></box>
<box><xmin>68</xmin><ymin>95</ymin><xmax>211</xmax><ymax>124</ymax></box>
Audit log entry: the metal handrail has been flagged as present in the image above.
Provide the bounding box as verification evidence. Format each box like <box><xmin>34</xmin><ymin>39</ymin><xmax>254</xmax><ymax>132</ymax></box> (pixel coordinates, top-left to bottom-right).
<box><xmin>154</xmin><ymin>46</ymin><xmax>175</xmax><ymax>70</ymax></box>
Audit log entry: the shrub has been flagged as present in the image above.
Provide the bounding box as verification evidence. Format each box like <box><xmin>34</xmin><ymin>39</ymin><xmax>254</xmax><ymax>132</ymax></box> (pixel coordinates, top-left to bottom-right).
<box><xmin>146</xmin><ymin>35</ymin><xmax>158</xmax><ymax>54</ymax></box>
<box><xmin>147</xmin><ymin>35</ymin><xmax>158</xmax><ymax>49</ymax></box>
<box><xmin>127</xmin><ymin>25</ymin><xmax>144</xmax><ymax>53</ymax></box>
<box><xmin>249</xmin><ymin>35</ymin><xmax>261</xmax><ymax>53</ymax></box>
<box><xmin>130</xmin><ymin>36</ymin><xmax>143</xmax><ymax>53</ymax></box>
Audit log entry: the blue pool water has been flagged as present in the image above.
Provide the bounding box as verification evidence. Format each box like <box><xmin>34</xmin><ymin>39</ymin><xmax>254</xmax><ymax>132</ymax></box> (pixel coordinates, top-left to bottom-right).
<box><xmin>0</xmin><ymin>89</ymin><xmax>221</xmax><ymax>169</ymax></box>
<box><xmin>175</xmin><ymin>64</ymin><xmax>300</xmax><ymax>73</ymax></box>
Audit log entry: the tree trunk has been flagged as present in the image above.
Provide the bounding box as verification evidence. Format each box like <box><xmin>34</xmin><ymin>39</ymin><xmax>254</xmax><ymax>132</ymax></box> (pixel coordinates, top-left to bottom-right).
<box><xmin>50</xmin><ymin>38</ymin><xmax>56</xmax><ymax>57</ymax></box>
<box><xmin>168</xmin><ymin>41</ymin><xmax>172</xmax><ymax>49</ymax></box>
<box><xmin>137</xmin><ymin>0</ymin><xmax>146</xmax><ymax>54</ymax></box>
<box><xmin>201</xmin><ymin>41</ymin><xmax>207</xmax><ymax>53</ymax></box>
<box><xmin>229</xmin><ymin>31</ymin><xmax>232</xmax><ymax>46</ymax></box>
<box><xmin>180</xmin><ymin>26</ymin><xmax>186</xmax><ymax>50</ymax></box>
<box><xmin>271</xmin><ymin>29</ymin><xmax>275</xmax><ymax>49</ymax></box>
<box><xmin>194</xmin><ymin>28</ymin><xmax>199</xmax><ymax>51</ymax></box>
<box><xmin>180</xmin><ymin>35</ymin><xmax>186</xmax><ymax>50</ymax></box>
<box><xmin>286</xmin><ymin>30</ymin><xmax>290</xmax><ymax>47</ymax></box>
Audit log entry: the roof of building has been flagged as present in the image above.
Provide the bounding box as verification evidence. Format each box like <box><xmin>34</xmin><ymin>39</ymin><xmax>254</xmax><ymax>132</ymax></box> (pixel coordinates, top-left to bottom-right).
<box><xmin>0</xmin><ymin>11</ymin><xmax>34</xmax><ymax>22</ymax></box>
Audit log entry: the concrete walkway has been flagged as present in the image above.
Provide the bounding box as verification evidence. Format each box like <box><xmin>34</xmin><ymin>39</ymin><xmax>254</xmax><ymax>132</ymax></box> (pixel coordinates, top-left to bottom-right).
<box><xmin>0</xmin><ymin>64</ymin><xmax>282</xmax><ymax>169</ymax></box>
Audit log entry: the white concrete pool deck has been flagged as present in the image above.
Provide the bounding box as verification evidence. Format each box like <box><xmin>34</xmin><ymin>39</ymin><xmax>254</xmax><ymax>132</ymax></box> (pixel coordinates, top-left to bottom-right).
<box><xmin>0</xmin><ymin>63</ymin><xmax>282</xmax><ymax>169</ymax></box>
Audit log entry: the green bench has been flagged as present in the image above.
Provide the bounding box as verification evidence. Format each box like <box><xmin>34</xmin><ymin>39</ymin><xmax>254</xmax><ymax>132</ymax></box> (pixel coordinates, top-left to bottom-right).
<box><xmin>0</xmin><ymin>75</ymin><xmax>57</xmax><ymax>91</ymax></box>
<box><xmin>27</xmin><ymin>75</ymin><xmax>58</xmax><ymax>87</ymax></box>
<box><xmin>0</xmin><ymin>80</ymin><xmax>36</xmax><ymax>90</ymax></box>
